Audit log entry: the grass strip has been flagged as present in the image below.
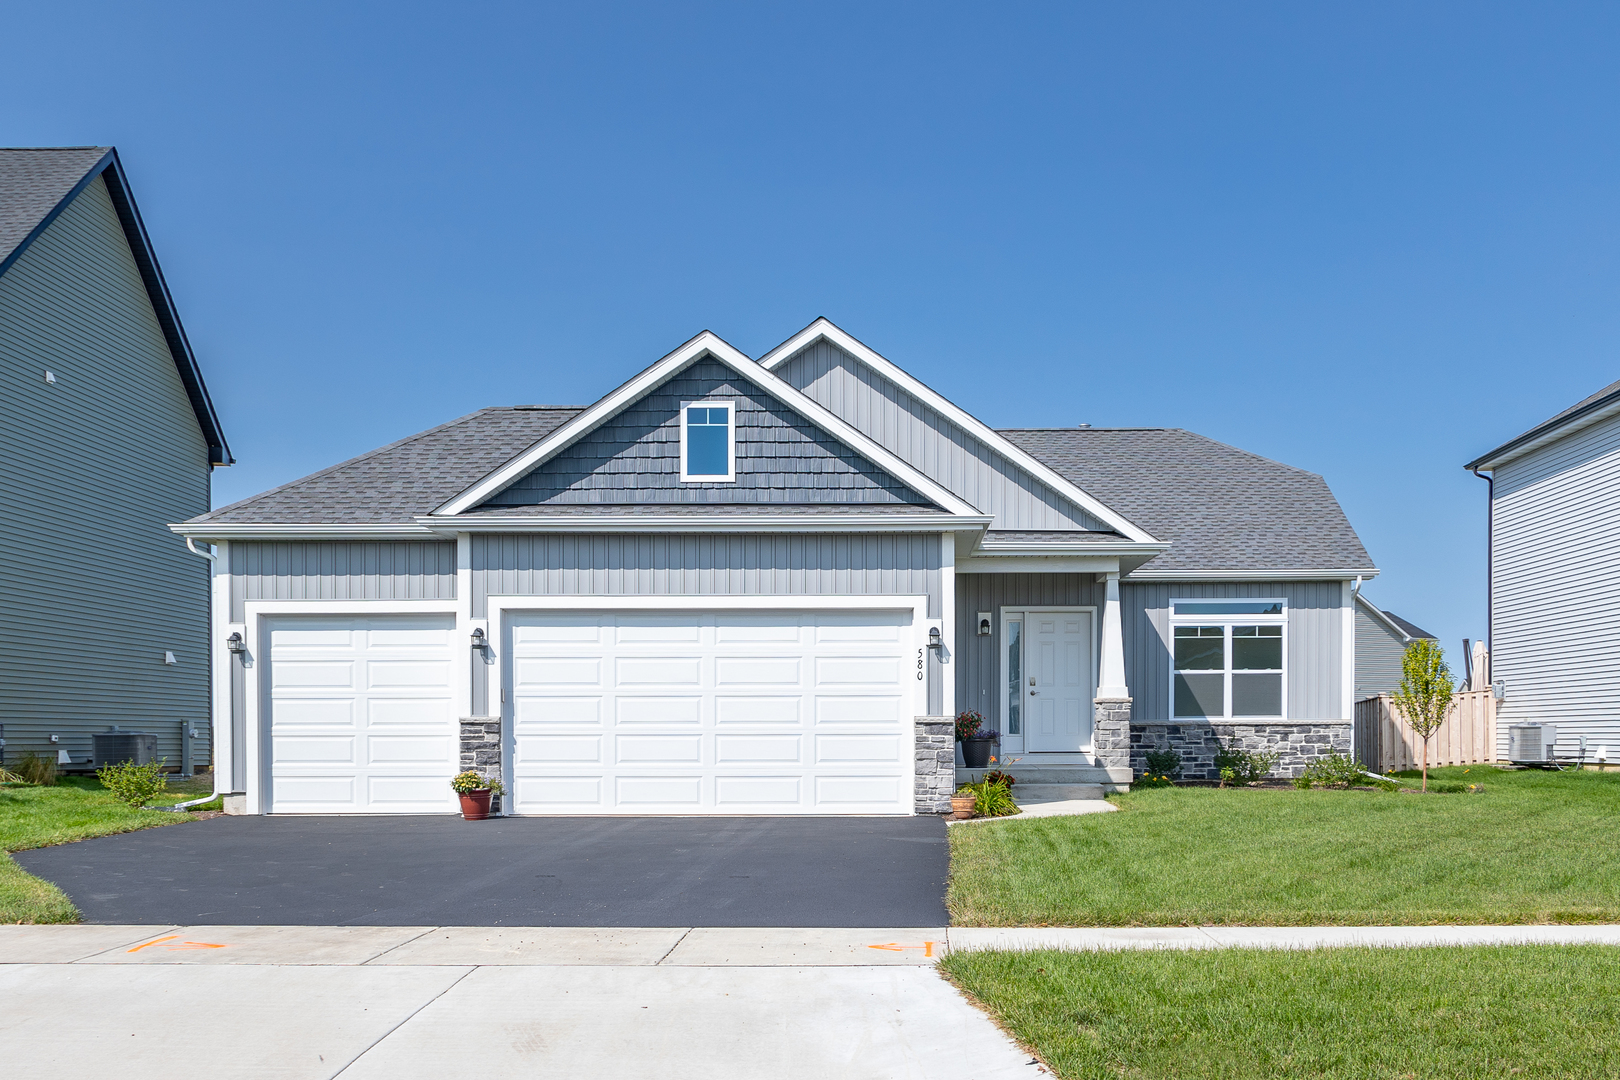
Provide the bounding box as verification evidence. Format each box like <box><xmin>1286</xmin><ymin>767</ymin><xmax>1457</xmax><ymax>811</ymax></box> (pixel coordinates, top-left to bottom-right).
<box><xmin>949</xmin><ymin>766</ymin><xmax>1620</xmax><ymax>926</ymax></box>
<box><xmin>941</xmin><ymin>944</ymin><xmax>1620</xmax><ymax>1080</ymax></box>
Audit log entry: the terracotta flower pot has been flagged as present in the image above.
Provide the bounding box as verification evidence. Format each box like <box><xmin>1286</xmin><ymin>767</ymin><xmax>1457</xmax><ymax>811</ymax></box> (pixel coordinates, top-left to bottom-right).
<box><xmin>458</xmin><ymin>789</ymin><xmax>493</xmax><ymax>820</ymax></box>
<box><xmin>950</xmin><ymin>795</ymin><xmax>976</xmax><ymax>815</ymax></box>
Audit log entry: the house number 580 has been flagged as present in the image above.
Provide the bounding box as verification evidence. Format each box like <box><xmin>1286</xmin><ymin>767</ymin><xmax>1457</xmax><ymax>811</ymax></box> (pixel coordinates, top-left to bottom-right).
<box><xmin>916</xmin><ymin>648</ymin><xmax>925</xmax><ymax>680</ymax></box>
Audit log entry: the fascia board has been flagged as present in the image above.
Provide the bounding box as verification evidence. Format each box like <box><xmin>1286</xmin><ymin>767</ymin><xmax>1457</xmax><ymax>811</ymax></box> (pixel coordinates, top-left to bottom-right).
<box><xmin>1465</xmin><ymin>395</ymin><xmax>1620</xmax><ymax>472</ymax></box>
<box><xmin>169</xmin><ymin>522</ymin><xmax>438</xmax><ymax>541</ymax></box>
<box><xmin>1354</xmin><ymin>591</ymin><xmax>1415</xmax><ymax>642</ymax></box>
<box><xmin>976</xmin><ymin>541</ymin><xmax>1168</xmax><ymax>556</ymax></box>
<box><xmin>432</xmin><ymin>331</ymin><xmax>979</xmax><ymax>519</ymax></box>
<box><xmin>757</xmin><ymin>319</ymin><xmax>1160</xmax><ymax>544</ymax></box>
<box><xmin>1126</xmin><ymin>568</ymin><xmax>1381</xmax><ymax>582</ymax></box>
<box><xmin>414</xmin><ymin>513</ymin><xmax>993</xmax><ymax>534</ymax></box>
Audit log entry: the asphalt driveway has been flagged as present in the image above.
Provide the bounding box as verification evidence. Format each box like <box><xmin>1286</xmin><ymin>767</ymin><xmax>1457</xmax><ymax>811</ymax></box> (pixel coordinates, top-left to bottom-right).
<box><xmin>14</xmin><ymin>815</ymin><xmax>949</xmax><ymax>926</ymax></box>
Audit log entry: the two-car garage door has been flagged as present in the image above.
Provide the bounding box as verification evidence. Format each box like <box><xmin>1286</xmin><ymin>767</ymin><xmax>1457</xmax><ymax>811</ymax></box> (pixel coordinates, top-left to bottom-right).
<box><xmin>263</xmin><ymin>608</ymin><xmax>918</xmax><ymax>815</ymax></box>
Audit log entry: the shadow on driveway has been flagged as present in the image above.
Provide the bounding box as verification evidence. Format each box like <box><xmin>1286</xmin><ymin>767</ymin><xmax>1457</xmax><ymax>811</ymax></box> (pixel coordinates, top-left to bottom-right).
<box><xmin>15</xmin><ymin>815</ymin><xmax>949</xmax><ymax>927</ymax></box>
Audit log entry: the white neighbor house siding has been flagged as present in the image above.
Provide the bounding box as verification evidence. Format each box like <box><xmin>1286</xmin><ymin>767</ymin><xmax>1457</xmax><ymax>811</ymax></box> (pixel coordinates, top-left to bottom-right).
<box><xmin>1490</xmin><ymin>410</ymin><xmax>1620</xmax><ymax>758</ymax></box>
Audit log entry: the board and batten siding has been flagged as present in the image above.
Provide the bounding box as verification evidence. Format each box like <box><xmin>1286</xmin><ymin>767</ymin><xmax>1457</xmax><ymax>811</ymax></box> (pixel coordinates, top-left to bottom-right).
<box><xmin>954</xmin><ymin>573</ymin><xmax>1103</xmax><ymax>728</ymax></box>
<box><xmin>775</xmin><ymin>338</ymin><xmax>1109</xmax><ymax>531</ymax></box>
<box><xmin>1489</xmin><ymin>409</ymin><xmax>1620</xmax><ymax>757</ymax></box>
<box><xmin>228</xmin><ymin>541</ymin><xmax>457</xmax><ymax>621</ymax></box>
<box><xmin>0</xmin><ymin>175</ymin><xmax>213</xmax><ymax>771</ymax></box>
<box><xmin>1122</xmin><ymin>581</ymin><xmax>1346</xmax><ymax>722</ymax></box>
<box><xmin>1354</xmin><ymin>601</ymin><xmax>1408</xmax><ymax>699</ymax></box>
<box><xmin>471</xmin><ymin>532</ymin><xmax>946</xmax><ymax>711</ymax></box>
<box><xmin>485</xmin><ymin>357</ymin><xmax>926</xmax><ymax>507</ymax></box>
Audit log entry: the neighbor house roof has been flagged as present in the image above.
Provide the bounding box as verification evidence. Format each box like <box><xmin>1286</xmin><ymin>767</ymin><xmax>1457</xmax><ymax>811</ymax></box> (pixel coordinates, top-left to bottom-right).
<box><xmin>999</xmin><ymin>428</ymin><xmax>1375</xmax><ymax>573</ymax></box>
<box><xmin>1465</xmin><ymin>377</ymin><xmax>1620</xmax><ymax>471</ymax></box>
<box><xmin>1380</xmin><ymin>609</ymin><xmax>1435</xmax><ymax>641</ymax></box>
<box><xmin>0</xmin><ymin>146</ymin><xmax>231</xmax><ymax>464</ymax></box>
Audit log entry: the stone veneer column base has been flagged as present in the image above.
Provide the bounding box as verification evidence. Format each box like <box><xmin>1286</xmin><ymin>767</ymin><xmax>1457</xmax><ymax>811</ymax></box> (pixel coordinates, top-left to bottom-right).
<box><xmin>1093</xmin><ymin>698</ymin><xmax>1134</xmax><ymax>785</ymax></box>
<box><xmin>1130</xmin><ymin>721</ymin><xmax>1353</xmax><ymax>780</ymax></box>
<box><xmin>459</xmin><ymin>715</ymin><xmax>503</xmax><ymax>814</ymax></box>
<box><xmin>914</xmin><ymin>717</ymin><xmax>954</xmax><ymax>814</ymax></box>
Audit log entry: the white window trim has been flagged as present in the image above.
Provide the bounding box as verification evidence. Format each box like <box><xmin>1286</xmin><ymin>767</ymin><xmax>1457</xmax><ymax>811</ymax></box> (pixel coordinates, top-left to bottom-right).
<box><xmin>679</xmin><ymin>398</ymin><xmax>736</xmax><ymax>483</ymax></box>
<box><xmin>1168</xmin><ymin>598</ymin><xmax>1288</xmax><ymax>721</ymax></box>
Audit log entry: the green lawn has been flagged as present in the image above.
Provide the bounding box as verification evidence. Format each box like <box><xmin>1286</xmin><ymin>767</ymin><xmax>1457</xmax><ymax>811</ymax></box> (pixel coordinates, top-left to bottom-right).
<box><xmin>941</xmin><ymin>944</ymin><xmax>1620</xmax><ymax>1080</ymax></box>
<box><xmin>949</xmin><ymin>766</ymin><xmax>1620</xmax><ymax>926</ymax></box>
<box><xmin>1</xmin><ymin>776</ymin><xmax>216</xmax><ymax>924</ymax></box>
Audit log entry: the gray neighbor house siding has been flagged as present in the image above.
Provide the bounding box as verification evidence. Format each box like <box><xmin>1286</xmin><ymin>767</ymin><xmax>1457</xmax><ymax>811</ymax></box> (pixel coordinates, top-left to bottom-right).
<box><xmin>1355</xmin><ymin>602</ymin><xmax>1407</xmax><ymax>699</ymax></box>
<box><xmin>1476</xmin><ymin>401</ymin><xmax>1620</xmax><ymax>759</ymax></box>
<box><xmin>1</xmin><ymin>170</ymin><xmax>216</xmax><ymax>770</ymax></box>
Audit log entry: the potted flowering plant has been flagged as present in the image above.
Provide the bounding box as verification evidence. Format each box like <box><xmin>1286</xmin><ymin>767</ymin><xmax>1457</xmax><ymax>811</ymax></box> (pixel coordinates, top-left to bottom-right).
<box><xmin>450</xmin><ymin>770</ymin><xmax>505</xmax><ymax>820</ymax></box>
<box><xmin>955</xmin><ymin>710</ymin><xmax>999</xmax><ymax>769</ymax></box>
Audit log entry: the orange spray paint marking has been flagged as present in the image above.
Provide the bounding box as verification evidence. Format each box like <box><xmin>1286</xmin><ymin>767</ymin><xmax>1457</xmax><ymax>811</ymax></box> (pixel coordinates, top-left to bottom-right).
<box><xmin>867</xmin><ymin>942</ymin><xmax>937</xmax><ymax>957</ymax></box>
<box><xmin>127</xmin><ymin>935</ymin><xmax>227</xmax><ymax>952</ymax></box>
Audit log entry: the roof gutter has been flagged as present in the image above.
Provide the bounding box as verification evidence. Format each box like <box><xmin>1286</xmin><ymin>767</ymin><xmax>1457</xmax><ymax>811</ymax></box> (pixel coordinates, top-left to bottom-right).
<box><xmin>415</xmin><ymin>513</ymin><xmax>996</xmax><ymax>535</ymax></box>
<box><xmin>1126</xmin><ymin>568</ymin><xmax>1381</xmax><ymax>582</ymax></box>
<box><xmin>1465</xmin><ymin>392</ymin><xmax>1620</xmax><ymax>471</ymax></box>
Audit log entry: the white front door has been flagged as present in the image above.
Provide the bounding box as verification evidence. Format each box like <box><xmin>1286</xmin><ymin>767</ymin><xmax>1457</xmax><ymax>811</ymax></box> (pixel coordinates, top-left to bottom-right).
<box><xmin>1022</xmin><ymin>610</ymin><xmax>1095</xmax><ymax>752</ymax></box>
<box><xmin>263</xmin><ymin>615</ymin><xmax>459</xmax><ymax>813</ymax></box>
<box><xmin>505</xmin><ymin>608</ymin><xmax>917</xmax><ymax>815</ymax></box>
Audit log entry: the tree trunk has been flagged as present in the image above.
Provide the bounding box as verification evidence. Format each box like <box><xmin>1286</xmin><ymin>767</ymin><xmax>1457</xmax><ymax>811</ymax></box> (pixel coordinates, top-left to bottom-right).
<box><xmin>1421</xmin><ymin>736</ymin><xmax>1429</xmax><ymax>793</ymax></box>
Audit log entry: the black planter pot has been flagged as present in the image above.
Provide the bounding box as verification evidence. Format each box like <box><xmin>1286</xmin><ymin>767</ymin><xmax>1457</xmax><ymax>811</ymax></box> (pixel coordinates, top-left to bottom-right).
<box><xmin>961</xmin><ymin>738</ymin><xmax>995</xmax><ymax>769</ymax></box>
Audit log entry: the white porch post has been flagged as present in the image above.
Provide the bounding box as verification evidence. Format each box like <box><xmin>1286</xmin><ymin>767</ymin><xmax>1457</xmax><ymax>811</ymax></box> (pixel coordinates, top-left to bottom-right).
<box><xmin>1097</xmin><ymin>571</ymin><xmax>1129</xmax><ymax>699</ymax></box>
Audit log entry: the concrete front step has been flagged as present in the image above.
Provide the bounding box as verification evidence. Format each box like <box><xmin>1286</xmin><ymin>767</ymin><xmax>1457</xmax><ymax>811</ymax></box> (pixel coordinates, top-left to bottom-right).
<box><xmin>958</xmin><ymin>765</ymin><xmax>1124</xmax><ymax>785</ymax></box>
<box><xmin>1011</xmin><ymin>783</ymin><xmax>1107</xmax><ymax>802</ymax></box>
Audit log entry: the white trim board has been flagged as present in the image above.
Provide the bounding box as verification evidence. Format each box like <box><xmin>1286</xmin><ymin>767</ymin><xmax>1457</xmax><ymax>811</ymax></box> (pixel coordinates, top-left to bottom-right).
<box><xmin>1127</xmin><ymin>569</ymin><xmax>1380</xmax><ymax>582</ymax></box>
<box><xmin>756</xmin><ymin>318</ymin><xmax>1160</xmax><ymax>545</ymax></box>
<box><xmin>430</xmin><ymin>331</ymin><xmax>980</xmax><ymax>519</ymax></box>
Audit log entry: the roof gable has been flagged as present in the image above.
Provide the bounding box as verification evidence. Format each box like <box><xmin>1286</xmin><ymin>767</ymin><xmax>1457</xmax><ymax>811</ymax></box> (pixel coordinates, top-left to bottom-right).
<box><xmin>435</xmin><ymin>331</ymin><xmax>981</xmax><ymax>518</ymax></box>
<box><xmin>0</xmin><ymin>147</ymin><xmax>230</xmax><ymax>465</ymax></box>
<box><xmin>481</xmin><ymin>355</ymin><xmax>933</xmax><ymax>508</ymax></box>
<box><xmin>759</xmin><ymin>319</ymin><xmax>1157</xmax><ymax>542</ymax></box>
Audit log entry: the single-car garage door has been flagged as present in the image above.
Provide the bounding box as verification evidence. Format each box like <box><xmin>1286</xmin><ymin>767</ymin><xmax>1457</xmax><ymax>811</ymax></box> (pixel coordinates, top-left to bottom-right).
<box><xmin>264</xmin><ymin>615</ymin><xmax>458</xmax><ymax>813</ymax></box>
<box><xmin>506</xmin><ymin>609</ymin><xmax>919</xmax><ymax>815</ymax></box>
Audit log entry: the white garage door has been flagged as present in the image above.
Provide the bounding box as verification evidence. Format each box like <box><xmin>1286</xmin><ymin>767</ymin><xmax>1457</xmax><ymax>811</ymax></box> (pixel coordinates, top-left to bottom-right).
<box><xmin>506</xmin><ymin>609</ymin><xmax>918</xmax><ymax>815</ymax></box>
<box><xmin>264</xmin><ymin>615</ymin><xmax>458</xmax><ymax>813</ymax></box>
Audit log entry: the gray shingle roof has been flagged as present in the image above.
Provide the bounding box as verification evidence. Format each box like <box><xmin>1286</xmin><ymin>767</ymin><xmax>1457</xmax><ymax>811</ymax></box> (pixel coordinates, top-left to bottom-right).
<box><xmin>0</xmin><ymin>146</ymin><xmax>111</xmax><ymax>268</ymax></box>
<box><xmin>196</xmin><ymin>407</ymin><xmax>581</xmax><ymax>524</ymax></box>
<box><xmin>1381</xmin><ymin>610</ymin><xmax>1435</xmax><ymax>640</ymax></box>
<box><xmin>1000</xmin><ymin>428</ymin><xmax>1374</xmax><ymax>572</ymax></box>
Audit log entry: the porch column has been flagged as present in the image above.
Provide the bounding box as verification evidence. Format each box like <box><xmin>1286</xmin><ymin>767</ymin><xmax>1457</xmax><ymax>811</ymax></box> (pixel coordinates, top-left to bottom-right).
<box><xmin>1097</xmin><ymin>571</ymin><xmax>1128</xmax><ymax>698</ymax></box>
<box><xmin>1094</xmin><ymin>570</ymin><xmax>1133</xmax><ymax>783</ymax></box>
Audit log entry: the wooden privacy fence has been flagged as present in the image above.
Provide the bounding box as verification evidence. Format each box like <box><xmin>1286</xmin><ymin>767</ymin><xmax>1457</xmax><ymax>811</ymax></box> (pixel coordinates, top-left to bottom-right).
<box><xmin>1354</xmin><ymin>690</ymin><xmax>1497</xmax><ymax>774</ymax></box>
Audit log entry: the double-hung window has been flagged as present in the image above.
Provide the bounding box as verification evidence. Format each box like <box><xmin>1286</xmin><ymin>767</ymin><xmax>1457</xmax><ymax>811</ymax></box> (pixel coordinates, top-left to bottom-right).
<box><xmin>1171</xmin><ymin>600</ymin><xmax>1286</xmax><ymax>718</ymax></box>
<box><xmin>680</xmin><ymin>400</ymin><xmax>734</xmax><ymax>482</ymax></box>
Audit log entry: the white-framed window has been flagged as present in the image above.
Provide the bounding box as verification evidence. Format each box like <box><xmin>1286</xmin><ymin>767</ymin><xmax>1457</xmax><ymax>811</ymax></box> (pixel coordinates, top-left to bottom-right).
<box><xmin>1169</xmin><ymin>599</ymin><xmax>1286</xmax><ymax>719</ymax></box>
<box><xmin>679</xmin><ymin>399</ymin><xmax>735</xmax><ymax>482</ymax></box>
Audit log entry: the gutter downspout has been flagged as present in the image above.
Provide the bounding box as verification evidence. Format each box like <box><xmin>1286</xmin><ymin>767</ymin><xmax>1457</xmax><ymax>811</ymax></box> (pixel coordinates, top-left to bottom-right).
<box><xmin>1471</xmin><ymin>468</ymin><xmax>1493</xmax><ymax>650</ymax></box>
<box><xmin>169</xmin><ymin>538</ymin><xmax>226</xmax><ymax>811</ymax></box>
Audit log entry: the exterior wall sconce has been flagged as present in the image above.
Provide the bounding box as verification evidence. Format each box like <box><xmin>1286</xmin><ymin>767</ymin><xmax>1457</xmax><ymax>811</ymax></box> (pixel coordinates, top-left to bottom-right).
<box><xmin>470</xmin><ymin>627</ymin><xmax>488</xmax><ymax>650</ymax></box>
<box><xmin>977</xmin><ymin>612</ymin><xmax>992</xmax><ymax>636</ymax></box>
<box><xmin>927</xmin><ymin>626</ymin><xmax>943</xmax><ymax>650</ymax></box>
<box><xmin>225</xmin><ymin>632</ymin><xmax>247</xmax><ymax>654</ymax></box>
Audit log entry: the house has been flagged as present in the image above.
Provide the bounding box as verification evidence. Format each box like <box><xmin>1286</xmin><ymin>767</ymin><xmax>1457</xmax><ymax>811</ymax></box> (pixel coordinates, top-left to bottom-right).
<box><xmin>1466</xmin><ymin>378</ymin><xmax>1620</xmax><ymax>762</ymax></box>
<box><xmin>1</xmin><ymin>147</ymin><xmax>231</xmax><ymax>774</ymax></box>
<box><xmin>1353</xmin><ymin>595</ymin><xmax>1436</xmax><ymax>699</ymax></box>
<box><xmin>173</xmin><ymin>320</ymin><xmax>1374</xmax><ymax>814</ymax></box>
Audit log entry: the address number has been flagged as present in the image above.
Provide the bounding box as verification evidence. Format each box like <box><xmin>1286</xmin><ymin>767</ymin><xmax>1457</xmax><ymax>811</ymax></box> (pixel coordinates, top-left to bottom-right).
<box><xmin>916</xmin><ymin>648</ymin><xmax>925</xmax><ymax>681</ymax></box>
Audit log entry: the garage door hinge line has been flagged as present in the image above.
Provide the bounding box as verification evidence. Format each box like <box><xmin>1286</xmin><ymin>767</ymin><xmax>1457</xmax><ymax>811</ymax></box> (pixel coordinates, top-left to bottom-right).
<box><xmin>330</xmin><ymin>965</ymin><xmax>476</xmax><ymax>1078</ymax></box>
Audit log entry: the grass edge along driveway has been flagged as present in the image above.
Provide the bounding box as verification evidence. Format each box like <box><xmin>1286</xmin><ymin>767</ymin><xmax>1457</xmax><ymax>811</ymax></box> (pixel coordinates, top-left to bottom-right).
<box><xmin>940</xmin><ymin>944</ymin><xmax>1620</xmax><ymax>1080</ymax></box>
<box><xmin>948</xmin><ymin>766</ymin><xmax>1620</xmax><ymax>926</ymax></box>
<box><xmin>1</xmin><ymin>778</ymin><xmax>213</xmax><ymax>923</ymax></box>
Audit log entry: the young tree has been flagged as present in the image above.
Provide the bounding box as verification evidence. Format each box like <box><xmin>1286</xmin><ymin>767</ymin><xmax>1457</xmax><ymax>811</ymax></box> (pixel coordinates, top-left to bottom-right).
<box><xmin>1392</xmin><ymin>639</ymin><xmax>1455</xmax><ymax>792</ymax></box>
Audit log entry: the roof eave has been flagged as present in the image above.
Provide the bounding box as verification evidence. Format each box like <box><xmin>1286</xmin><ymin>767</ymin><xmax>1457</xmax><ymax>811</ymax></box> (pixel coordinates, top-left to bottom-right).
<box><xmin>415</xmin><ymin>513</ymin><xmax>995</xmax><ymax>535</ymax></box>
<box><xmin>1126</xmin><ymin>568</ymin><xmax>1381</xmax><ymax>581</ymax></box>
<box><xmin>1466</xmin><ymin>391</ymin><xmax>1620</xmax><ymax>472</ymax></box>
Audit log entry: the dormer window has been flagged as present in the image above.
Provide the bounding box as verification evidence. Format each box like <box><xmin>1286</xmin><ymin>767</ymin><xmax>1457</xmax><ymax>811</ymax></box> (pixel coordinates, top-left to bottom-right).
<box><xmin>680</xmin><ymin>400</ymin><xmax>735</xmax><ymax>482</ymax></box>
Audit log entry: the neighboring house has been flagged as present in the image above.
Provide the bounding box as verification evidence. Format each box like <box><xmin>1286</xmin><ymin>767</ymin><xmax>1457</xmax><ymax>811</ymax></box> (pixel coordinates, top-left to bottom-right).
<box><xmin>1353</xmin><ymin>594</ymin><xmax>1435</xmax><ymax>698</ymax></box>
<box><xmin>1</xmin><ymin>147</ymin><xmax>231</xmax><ymax>774</ymax></box>
<box><xmin>174</xmin><ymin>319</ymin><xmax>1374</xmax><ymax>815</ymax></box>
<box><xmin>1467</xmin><ymin>378</ymin><xmax>1620</xmax><ymax>761</ymax></box>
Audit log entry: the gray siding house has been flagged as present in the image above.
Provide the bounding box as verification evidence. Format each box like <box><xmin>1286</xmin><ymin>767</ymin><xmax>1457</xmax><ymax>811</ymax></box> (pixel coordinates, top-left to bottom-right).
<box><xmin>175</xmin><ymin>319</ymin><xmax>1373</xmax><ymax>815</ymax></box>
<box><xmin>1</xmin><ymin>147</ymin><xmax>231</xmax><ymax>774</ymax></box>
<box><xmin>1353</xmin><ymin>595</ymin><xmax>1435</xmax><ymax>699</ymax></box>
<box><xmin>1467</xmin><ymin>379</ymin><xmax>1620</xmax><ymax>761</ymax></box>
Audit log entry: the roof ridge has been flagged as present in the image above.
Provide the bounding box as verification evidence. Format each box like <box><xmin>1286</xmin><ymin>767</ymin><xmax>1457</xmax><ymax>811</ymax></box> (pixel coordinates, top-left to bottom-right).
<box><xmin>197</xmin><ymin>407</ymin><xmax>508</xmax><ymax>521</ymax></box>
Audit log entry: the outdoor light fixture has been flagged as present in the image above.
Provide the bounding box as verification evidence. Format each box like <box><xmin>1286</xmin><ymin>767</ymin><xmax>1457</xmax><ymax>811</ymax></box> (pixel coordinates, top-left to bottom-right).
<box><xmin>977</xmin><ymin>612</ymin><xmax>992</xmax><ymax>636</ymax></box>
<box><xmin>470</xmin><ymin>627</ymin><xmax>488</xmax><ymax>650</ymax></box>
<box><xmin>928</xmin><ymin>626</ymin><xmax>943</xmax><ymax>650</ymax></box>
<box><xmin>225</xmin><ymin>632</ymin><xmax>246</xmax><ymax>655</ymax></box>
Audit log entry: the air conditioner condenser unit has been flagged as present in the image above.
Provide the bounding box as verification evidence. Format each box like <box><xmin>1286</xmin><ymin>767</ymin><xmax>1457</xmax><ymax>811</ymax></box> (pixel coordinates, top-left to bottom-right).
<box><xmin>1508</xmin><ymin>723</ymin><xmax>1558</xmax><ymax>765</ymax></box>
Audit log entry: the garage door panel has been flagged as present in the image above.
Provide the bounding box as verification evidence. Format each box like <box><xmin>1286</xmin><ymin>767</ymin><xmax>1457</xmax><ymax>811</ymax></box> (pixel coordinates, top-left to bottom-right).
<box><xmin>515</xmin><ymin>696</ymin><xmax>602</xmax><ymax>725</ymax></box>
<box><xmin>715</xmin><ymin>696</ymin><xmax>801</xmax><ymax>724</ymax></box>
<box><xmin>615</xmin><ymin>696</ymin><xmax>701</xmax><ymax>725</ymax></box>
<box><xmin>508</xmin><ymin>608</ymin><xmax>916</xmax><ymax>815</ymax></box>
<box><xmin>266</xmin><ymin>615</ymin><xmax>457</xmax><ymax>814</ymax></box>
<box><xmin>517</xmin><ymin>657</ymin><xmax>601</xmax><ymax>686</ymax></box>
<box><xmin>515</xmin><ymin>620</ymin><xmax>602</xmax><ymax>645</ymax></box>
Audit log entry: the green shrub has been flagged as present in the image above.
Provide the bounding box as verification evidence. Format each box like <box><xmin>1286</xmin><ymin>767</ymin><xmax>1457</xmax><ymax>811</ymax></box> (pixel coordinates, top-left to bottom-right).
<box><xmin>1135</xmin><ymin>774</ymin><xmax>1176</xmax><ymax>789</ymax></box>
<box><xmin>96</xmin><ymin>758</ymin><xmax>168</xmax><ymax>807</ymax></box>
<box><xmin>1214</xmin><ymin>739</ymin><xmax>1277</xmax><ymax>786</ymax></box>
<box><xmin>450</xmin><ymin>770</ymin><xmax>505</xmax><ymax>795</ymax></box>
<box><xmin>957</xmin><ymin>779</ymin><xmax>1018</xmax><ymax>817</ymax></box>
<box><xmin>10</xmin><ymin>752</ymin><xmax>57</xmax><ymax>786</ymax></box>
<box><xmin>1144</xmin><ymin>748</ymin><xmax>1182</xmax><ymax>778</ymax></box>
<box><xmin>1297</xmin><ymin>752</ymin><xmax>1367</xmax><ymax>789</ymax></box>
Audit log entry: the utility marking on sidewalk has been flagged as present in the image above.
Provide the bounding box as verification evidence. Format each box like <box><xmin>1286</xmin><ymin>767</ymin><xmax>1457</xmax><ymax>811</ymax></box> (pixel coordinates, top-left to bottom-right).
<box><xmin>126</xmin><ymin>935</ymin><xmax>228</xmax><ymax>952</ymax></box>
<box><xmin>868</xmin><ymin>941</ymin><xmax>936</xmax><ymax>957</ymax></box>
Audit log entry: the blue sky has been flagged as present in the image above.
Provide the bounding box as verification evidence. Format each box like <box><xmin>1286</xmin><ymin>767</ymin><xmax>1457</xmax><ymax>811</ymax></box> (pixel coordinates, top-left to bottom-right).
<box><xmin>7</xmin><ymin>2</ymin><xmax>1620</xmax><ymax>660</ymax></box>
